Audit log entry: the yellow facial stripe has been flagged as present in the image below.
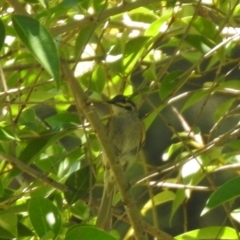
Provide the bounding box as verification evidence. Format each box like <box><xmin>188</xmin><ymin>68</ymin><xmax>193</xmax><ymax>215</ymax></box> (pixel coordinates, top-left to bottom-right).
<box><xmin>116</xmin><ymin>102</ymin><xmax>135</xmax><ymax>110</ymax></box>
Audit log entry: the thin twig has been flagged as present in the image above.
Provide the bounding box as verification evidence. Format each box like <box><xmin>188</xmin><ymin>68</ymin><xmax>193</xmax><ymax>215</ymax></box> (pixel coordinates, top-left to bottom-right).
<box><xmin>62</xmin><ymin>63</ymin><xmax>173</xmax><ymax>240</ymax></box>
<box><xmin>50</xmin><ymin>0</ymin><xmax>160</xmax><ymax>36</ymax></box>
<box><xmin>0</xmin><ymin>152</ymin><xmax>70</xmax><ymax>192</ymax></box>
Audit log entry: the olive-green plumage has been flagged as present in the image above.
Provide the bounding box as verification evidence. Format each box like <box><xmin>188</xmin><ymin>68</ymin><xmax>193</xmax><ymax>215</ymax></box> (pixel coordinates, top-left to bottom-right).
<box><xmin>96</xmin><ymin>95</ymin><xmax>145</xmax><ymax>231</ymax></box>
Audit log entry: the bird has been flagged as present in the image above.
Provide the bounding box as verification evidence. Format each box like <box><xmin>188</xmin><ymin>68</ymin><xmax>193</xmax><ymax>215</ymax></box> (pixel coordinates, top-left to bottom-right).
<box><xmin>96</xmin><ymin>94</ymin><xmax>145</xmax><ymax>231</ymax></box>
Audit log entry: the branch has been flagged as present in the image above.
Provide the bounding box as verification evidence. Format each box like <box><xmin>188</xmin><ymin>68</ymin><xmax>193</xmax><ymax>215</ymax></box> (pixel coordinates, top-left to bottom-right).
<box><xmin>0</xmin><ymin>152</ymin><xmax>70</xmax><ymax>192</ymax></box>
<box><xmin>62</xmin><ymin>63</ymin><xmax>152</xmax><ymax>240</ymax></box>
<box><xmin>7</xmin><ymin>0</ymin><xmax>29</xmax><ymax>15</ymax></box>
<box><xmin>51</xmin><ymin>0</ymin><xmax>160</xmax><ymax>36</ymax></box>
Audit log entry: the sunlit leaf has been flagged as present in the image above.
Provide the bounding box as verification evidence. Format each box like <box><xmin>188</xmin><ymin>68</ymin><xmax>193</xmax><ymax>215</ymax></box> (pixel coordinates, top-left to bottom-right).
<box><xmin>0</xmin><ymin>127</ymin><xmax>20</xmax><ymax>141</ymax></box>
<box><xmin>12</xmin><ymin>15</ymin><xmax>61</xmax><ymax>86</ymax></box>
<box><xmin>70</xmin><ymin>201</ymin><xmax>89</xmax><ymax>220</ymax></box>
<box><xmin>183</xmin><ymin>34</ymin><xmax>215</xmax><ymax>53</ymax></box>
<box><xmin>203</xmin><ymin>176</ymin><xmax>240</xmax><ymax>214</ymax></box>
<box><xmin>144</xmin><ymin>10</ymin><xmax>172</xmax><ymax>37</ymax></box>
<box><xmin>0</xmin><ymin>213</ymin><xmax>17</xmax><ymax>237</ymax></box>
<box><xmin>123</xmin><ymin>36</ymin><xmax>150</xmax><ymax>73</ymax></box>
<box><xmin>217</xmin><ymin>80</ymin><xmax>240</xmax><ymax>90</ymax></box>
<box><xmin>29</xmin><ymin>196</ymin><xmax>61</xmax><ymax>238</ymax></box>
<box><xmin>185</xmin><ymin>16</ymin><xmax>220</xmax><ymax>42</ymax></box>
<box><xmin>91</xmin><ymin>64</ymin><xmax>106</xmax><ymax>93</ymax></box>
<box><xmin>141</xmin><ymin>190</ymin><xmax>175</xmax><ymax>215</ymax></box>
<box><xmin>65</xmin><ymin>225</ymin><xmax>117</xmax><ymax>240</ymax></box>
<box><xmin>214</xmin><ymin>98</ymin><xmax>235</xmax><ymax>123</ymax></box>
<box><xmin>170</xmin><ymin>189</ymin><xmax>186</xmax><ymax>222</ymax></box>
<box><xmin>175</xmin><ymin>226</ymin><xmax>238</xmax><ymax>239</ymax></box>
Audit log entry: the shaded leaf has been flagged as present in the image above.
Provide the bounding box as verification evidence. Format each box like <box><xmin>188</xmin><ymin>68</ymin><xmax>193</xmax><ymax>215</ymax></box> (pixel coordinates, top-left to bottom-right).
<box><xmin>143</xmin><ymin>103</ymin><xmax>167</xmax><ymax>130</ymax></box>
<box><xmin>75</xmin><ymin>24</ymin><xmax>97</xmax><ymax>58</ymax></box>
<box><xmin>0</xmin><ymin>178</ymin><xmax>3</xmax><ymax>197</ymax></box>
<box><xmin>214</xmin><ymin>98</ymin><xmax>235</xmax><ymax>123</ymax></box>
<box><xmin>45</xmin><ymin>112</ymin><xmax>80</xmax><ymax>128</ymax></box>
<box><xmin>65</xmin><ymin>166</ymin><xmax>95</xmax><ymax>204</ymax></box>
<box><xmin>0</xmin><ymin>18</ymin><xmax>5</xmax><ymax>52</ymax></box>
<box><xmin>159</xmin><ymin>70</ymin><xmax>183</xmax><ymax>100</ymax></box>
<box><xmin>19</xmin><ymin>128</ymin><xmax>75</xmax><ymax>165</ymax></box>
<box><xmin>181</xmin><ymin>90</ymin><xmax>209</xmax><ymax>112</ymax></box>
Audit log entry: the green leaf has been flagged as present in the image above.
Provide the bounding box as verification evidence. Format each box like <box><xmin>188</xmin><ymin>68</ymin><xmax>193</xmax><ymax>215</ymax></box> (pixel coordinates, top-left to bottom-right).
<box><xmin>214</xmin><ymin>98</ymin><xmax>235</xmax><ymax>123</ymax></box>
<box><xmin>185</xmin><ymin>16</ymin><xmax>220</xmax><ymax>42</ymax></box>
<box><xmin>18</xmin><ymin>128</ymin><xmax>75</xmax><ymax>165</ymax></box>
<box><xmin>142</xmin><ymin>63</ymin><xmax>156</xmax><ymax>81</ymax></box>
<box><xmin>159</xmin><ymin>70</ymin><xmax>183</xmax><ymax>100</ymax></box>
<box><xmin>12</xmin><ymin>15</ymin><xmax>61</xmax><ymax>86</ymax></box>
<box><xmin>93</xmin><ymin>0</ymin><xmax>108</xmax><ymax>12</ymax></box>
<box><xmin>163</xmin><ymin>142</ymin><xmax>183</xmax><ymax>161</ymax></box>
<box><xmin>0</xmin><ymin>178</ymin><xmax>3</xmax><ymax>197</ymax></box>
<box><xmin>143</xmin><ymin>103</ymin><xmax>167</xmax><ymax>130</ymax></box>
<box><xmin>170</xmin><ymin>189</ymin><xmax>186</xmax><ymax>222</ymax></box>
<box><xmin>0</xmin><ymin>212</ymin><xmax>18</xmax><ymax>237</ymax></box>
<box><xmin>217</xmin><ymin>80</ymin><xmax>240</xmax><ymax>90</ymax></box>
<box><xmin>183</xmin><ymin>34</ymin><xmax>215</xmax><ymax>53</ymax></box>
<box><xmin>175</xmin><ymin>226</ymin><xmax>239</xmax><ymax>239</ymax></box>
<box><xmin>123</xmin><ymin>36</ymin><xmax>150</xmax><ymax>73</ymax></box>
<box><xmin>28</xmin><ymin>196</ymin><xmax>61</xmax><ymax>238</ymax></box>
<box><xmin>75</xmin><ymin>24</ymin><xmax>97</xmax><ymax>58</ymax></box>
<box><xmin>45</xmin><ymin>112</ymin><xmax>80</xmax><ymax>128</ymax></box>
<box><xmin>65</xmin><ymin>166</ymin><xmax>95</xmax><ymax>204</ymax></box>
<box><xmin>141</xmin><ymin>190</ymin><xmax>175</xmax><ymax>215</ymax></box>
<box><xmin>20</xmin><ymin>91</ymin><xmax>60</xmax><ymax>102</ymax></box>
<box><xmin>70</xmin><ymin>201</ymin><xmax>89</xmax><ymax>220</ymax></box>
<box><xmin>128</xmin><ymin>7</ymin><xmax>158</xmax><ymax>23</ymax></box>
<box><xmin>181</xmin><ymin>51</ymin><xmax>202</xmax><ymax>63</ymax></box>
<box><xmin>51</xmin><ymin>0</ymin><xmax>82</xmax><ymax>13</ymax></box>
<box><xmin>91</xmin><ymin>64</ymin><xmax>106</xmax><ymax>93</ymax></box>
<box><xmin>17</xmin><ymin>222</ymin><xmax>33</xmax><ymax>238</ymax></box>
<box><xmin>0</xmin><ymin>18</ymin><xmax>5</xmax><ymax>52</ymax></box>
<box><xmin>181</xmin><ymin>90</ymin><xmax>209</xmax><ymax>112</ymax></box>
<box><xmin>0</xmin><ymin>127</ymin><xmax>20</xmax><ymax>141</ymax></box>
<box><xmin>0</xmin><ymin>226</ymin><xmax>15</xmax><ymax>238</ymax></box>
<box><xmin>144</xmin><ymin>10</ymin><xmax>172</xmax><ymax>37</ymax></box>
<box><xmin>65</xmin><ymin>225</ymin><xmax>117</xmax><ymax>240</ymax></box>
<box><xmin>204</xmin><ymin>176</ymin><xmax>240</xmax><ymax>213</ymax></box>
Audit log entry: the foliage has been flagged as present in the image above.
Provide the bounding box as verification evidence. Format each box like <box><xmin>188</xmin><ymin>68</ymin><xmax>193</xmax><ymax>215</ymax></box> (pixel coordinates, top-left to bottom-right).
<box><xmin>1</xmin><ymin>0</ymin><xmax>240</xmax><ymax>239</ymax></box>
